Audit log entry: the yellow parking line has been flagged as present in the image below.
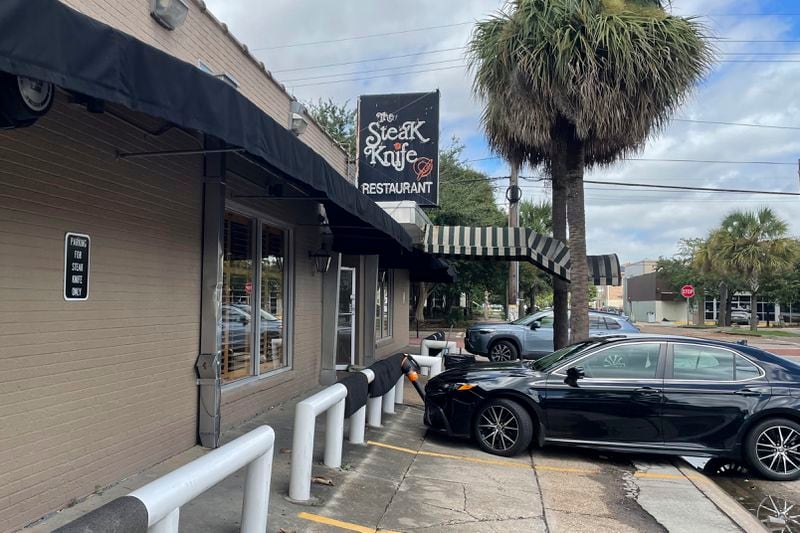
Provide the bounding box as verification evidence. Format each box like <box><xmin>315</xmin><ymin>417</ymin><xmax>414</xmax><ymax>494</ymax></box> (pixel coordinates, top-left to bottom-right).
<box><xmin>297</xmin><ymin>512</ymin><xmax>401</xmax><ymax>533</ymax></box>
<box><xmin>366</xmin><ymin>440</ymin><xmax>598</xmax><ymax>474</ymax></box>
<box><xmin>634</xmin><ymin>471</ymin><xmax>704</xmax><ymax>482</ymax></box>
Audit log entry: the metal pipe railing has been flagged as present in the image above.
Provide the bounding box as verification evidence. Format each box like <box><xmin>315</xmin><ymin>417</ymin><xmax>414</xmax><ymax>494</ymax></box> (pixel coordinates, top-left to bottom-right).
<box><xmin>348</xmin><ymin>368</ymin><xmax>374</xmax><ymax>444</ymax></box>
<box><xmin>288</xmin><ymin>383</ymin><xmax>348</xmax><ymax>502</ymax></box>
<box><xmin>132</xmin><ymin>425</ymin><xmax>275</xmax><ymax>533</ymax></box>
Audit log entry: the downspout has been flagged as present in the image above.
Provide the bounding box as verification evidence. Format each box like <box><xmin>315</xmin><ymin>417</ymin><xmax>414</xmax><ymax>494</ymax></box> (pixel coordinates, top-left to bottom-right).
<box><xmin>196</xmin><ymin>136</ymin><xmax>226</xmax><ymax>449</ymax></box>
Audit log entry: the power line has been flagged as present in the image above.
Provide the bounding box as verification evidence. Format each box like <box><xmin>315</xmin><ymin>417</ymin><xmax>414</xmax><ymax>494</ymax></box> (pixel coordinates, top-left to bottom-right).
<box><xmin>462</xmin><ymin>155</ymin><xmax>797</xmax><ymax>166</ymax></box>
<box><xmin>518</xmin><ymin>177</ymin><xmax>800</xmax><ymax>196</ymax></box>
<box><xmin>285</xmin><ymin>56</ymin><xmax>800</xmax><ymax>88</ymax></box>
<box><xmin>289</xmin><ymin>64</ymin><xmax>466</xmax><ymax>88</ymax></box>
<box><xmin>672</xmin><ymin>118</ymin><xmax>800</xmax><ymax>130</ymax></box>
<box><xmin>282</xmin><ymin>58</ymin><xmax>464</xmax><ymax>83</ymax></box>
<box><xmin>272</xmin><ymin>47</ymin><xmax>464</xmax><ymax>73</ymax></box>
<box><xmin>251</xmin><ymin>21</ymin><xmax>473</xmax><ymax>51</ymax></box>
<box><xmin>275</xmin><ymin>49</ymin><xmax>800</xmax><ymax>76</ymax></box>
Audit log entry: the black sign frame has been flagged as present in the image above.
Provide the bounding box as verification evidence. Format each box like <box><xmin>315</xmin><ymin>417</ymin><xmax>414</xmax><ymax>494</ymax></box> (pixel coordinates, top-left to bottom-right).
<box><xmin>64</xmin><ymin>232</ymin><xmax>90</xmax><ymax>301</ymax></box>
<box><xmin>356</xmin><ymin>91</ymin><xmax>439</xmax><ymax>206</ymax></box>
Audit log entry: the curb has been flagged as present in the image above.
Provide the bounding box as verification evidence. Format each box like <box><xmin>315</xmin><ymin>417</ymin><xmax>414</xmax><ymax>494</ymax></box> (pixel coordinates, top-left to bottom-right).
<box><xmin>673</xmin><ymin>460</ymin><xmax>766</xmax><ymax>533</ymax></box>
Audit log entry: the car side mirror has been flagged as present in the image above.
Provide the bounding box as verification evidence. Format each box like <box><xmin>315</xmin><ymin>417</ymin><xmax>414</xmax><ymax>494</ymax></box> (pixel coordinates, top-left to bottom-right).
<box><xmin>530</xmin><ymin>322</ymin><xmax>540</xmax><ymax>330</ymax></box>
<box><xmin>239</xmin><ymin>316</ymin><xmax>249</xmax><ymax>325</ymax></box>
<box><xmin>564</xmin><ymin>366</ymin><xmax>585</xmax><ymax>387</ymax></box>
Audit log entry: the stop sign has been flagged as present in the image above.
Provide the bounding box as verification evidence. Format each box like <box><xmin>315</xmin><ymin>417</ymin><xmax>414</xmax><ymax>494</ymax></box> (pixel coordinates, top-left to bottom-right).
<box><xmin>680</xmin><ymin>284</ymin><xmax>695</xmax><ymax>299</ymax></box>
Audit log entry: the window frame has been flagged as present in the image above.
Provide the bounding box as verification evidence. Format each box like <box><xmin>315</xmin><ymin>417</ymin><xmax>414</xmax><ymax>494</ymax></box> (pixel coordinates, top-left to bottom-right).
<box><xmin>552</xmin><ymin>341</ymin><xmax>667</xmax><ymax>381</ymax></box>
<box><xmin>221</xmin><ymin>203</ymin><xmax>294</xmax><ymax>389</ymax></box>
<box><xmin>664</xmin><ymin>342</ymin><xmax>765</xmax><ymax>383</ymax></box>
<box><xmin>375</xmin><ymin>268</ymin><xmax>393</xmax><ymax>341</ymax></box>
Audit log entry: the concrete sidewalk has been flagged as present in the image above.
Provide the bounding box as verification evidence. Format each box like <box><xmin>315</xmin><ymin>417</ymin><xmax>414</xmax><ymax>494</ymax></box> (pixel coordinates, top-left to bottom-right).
<box><xmin>29</xmin><ymin>381</ymin><xmax>762</xmax><ymax>533</ymax></box>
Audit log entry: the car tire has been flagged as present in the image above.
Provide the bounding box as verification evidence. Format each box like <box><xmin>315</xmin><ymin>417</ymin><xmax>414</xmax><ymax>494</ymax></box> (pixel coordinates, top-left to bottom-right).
<box><xmin>489</xmin><ymin>340</ymin><xmax>518</xmax><ymax>362</ymax></box>
<box><xmin>702</xmin><ymin>457</ymin><xmax>748</xmax><ymax>477</ymax></box>
<box><xmin>472</xmin><ymin>398</ymin><xmax>533</xmax><ymax>457</ymax></box>
<box><xmin>744</xmin><ymin>418</ymin><xmax>800</xmax><ymax>481</ymax></box>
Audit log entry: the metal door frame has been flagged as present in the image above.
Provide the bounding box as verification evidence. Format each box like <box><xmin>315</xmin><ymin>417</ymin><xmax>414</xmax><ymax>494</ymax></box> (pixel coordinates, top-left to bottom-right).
<box><xmin>336</xmin><ymin>266</ymin><xmax>356</xmax><ymax>370</ymax></box>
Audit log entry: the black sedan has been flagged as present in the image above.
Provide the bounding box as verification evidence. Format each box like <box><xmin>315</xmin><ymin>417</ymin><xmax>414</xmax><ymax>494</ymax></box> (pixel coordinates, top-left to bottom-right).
<box><xmin>423</xmin><ymin>336</ymin><xmax>800</xmax><ymax>481</ymax></box>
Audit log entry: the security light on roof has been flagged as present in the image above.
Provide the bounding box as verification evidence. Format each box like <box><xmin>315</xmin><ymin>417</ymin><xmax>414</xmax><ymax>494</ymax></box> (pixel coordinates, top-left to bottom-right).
<box><xmin>150</xmin><ymin>0</ymin><xmax>189</xmax><ymax>31</ymax></box>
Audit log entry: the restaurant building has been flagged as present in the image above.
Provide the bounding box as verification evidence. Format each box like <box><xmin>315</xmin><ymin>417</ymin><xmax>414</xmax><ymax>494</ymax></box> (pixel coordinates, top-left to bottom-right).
<box><xmin>0</xmin><ymin>1</ymin><xmax>441</xmax><ymax>529</ymax></box>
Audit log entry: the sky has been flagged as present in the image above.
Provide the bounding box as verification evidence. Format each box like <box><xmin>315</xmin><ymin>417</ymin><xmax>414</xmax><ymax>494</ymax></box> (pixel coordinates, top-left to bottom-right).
<box><xmin>205</xmin><ymin>0</ymin><xmax>800</xmax><ymax>264</ymax></box>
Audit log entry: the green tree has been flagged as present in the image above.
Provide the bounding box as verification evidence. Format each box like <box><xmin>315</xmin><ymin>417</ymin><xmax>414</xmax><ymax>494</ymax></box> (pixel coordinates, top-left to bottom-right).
<box><xmin>420</xmin><ymin>143</ymin><xmax>508</xmax><ymax>320</ymax></box>
<box><xmin>705</xmin><ymin>208</ymin><xmax>799</xmax><ymax>330</ymax></box>
<box><xmin>468</xmin><ymin>0</ymin><xmax>712</xmax><ymax>345</ymax></box>
<box><xmin>306</xmin><ymin>98</ymin><xmax>356</xmax><ymax>159</ymax></box>
<box><xmin>762</xmin><ymin>260</ymin><xmax>800</xmax><ymax>323</ymax></box>
<box><xmin>519</xmin><ymin>199</ymin><xmax>553</xmax><ymax>313</ymax></box>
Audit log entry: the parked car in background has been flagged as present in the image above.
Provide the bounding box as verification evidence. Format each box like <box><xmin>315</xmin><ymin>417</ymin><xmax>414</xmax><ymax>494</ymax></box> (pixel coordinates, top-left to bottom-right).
<box><xmin>731</xmin><ymin>309</ymin><xmax>752</xmax><ymax>325</ymax></box>
<box><xmin>424</xmin><ymin>336</ymin><xmax>800</xmax><ymax>481</ymax></box>
<box><xmin>465</xmin><ymin>310</ymin><xmax>639</xmax><ymax>361</ymax></box>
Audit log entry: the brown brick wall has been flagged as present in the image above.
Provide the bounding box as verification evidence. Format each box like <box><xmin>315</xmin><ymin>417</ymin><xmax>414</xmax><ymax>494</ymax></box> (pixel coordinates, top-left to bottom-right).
<box><xmin>58</xmin><ymin>0</ymin><xmax>350</xmax><ymax>178</ymax></box>
<box><xmin>0</xmin><ymin>97</ymin><xmax>202</xmax><ymax>531</ymax></box>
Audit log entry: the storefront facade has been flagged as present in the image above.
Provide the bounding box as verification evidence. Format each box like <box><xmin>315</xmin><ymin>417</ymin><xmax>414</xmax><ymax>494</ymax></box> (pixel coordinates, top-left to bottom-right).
<box><xmin>0</xmin><ymin>1</ymin><xmax>417</xmax><ymax>530</ymax></box>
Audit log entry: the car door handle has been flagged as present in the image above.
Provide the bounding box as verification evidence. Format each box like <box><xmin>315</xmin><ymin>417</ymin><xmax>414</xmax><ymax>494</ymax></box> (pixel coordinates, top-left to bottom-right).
<box><xmin>734</xmin><ymin>387</ymin><xmax>766</xmax><ymax>396</ymax></box>
<box><xmin>634</xmin><ymin>386</ymin><xmax>661</xmax><ymax>395</ymax></box>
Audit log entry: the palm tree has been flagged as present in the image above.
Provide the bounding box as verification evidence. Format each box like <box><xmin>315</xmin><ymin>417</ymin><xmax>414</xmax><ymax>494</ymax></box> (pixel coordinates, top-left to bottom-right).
<box><xmin>705</xmin><ymin>208</ymin><xmax>799</xmax><ymax>331</ymax></box>
<box><xmin>469</xmin><ymin>0</ymin><xmax>713</xmax><ymax>343</ymax></box>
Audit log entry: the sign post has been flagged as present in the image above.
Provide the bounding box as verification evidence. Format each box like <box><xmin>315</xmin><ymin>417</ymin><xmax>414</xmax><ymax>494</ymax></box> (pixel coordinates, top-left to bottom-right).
<box><xmin>681</xmin><ymin>284</ymin><xmax>695</xmax><ymax>325</ymax></box>
<box><xmin>356</xmin><ymin>91</ymin><xmax>439</xmax><ymax>206</ymax></box>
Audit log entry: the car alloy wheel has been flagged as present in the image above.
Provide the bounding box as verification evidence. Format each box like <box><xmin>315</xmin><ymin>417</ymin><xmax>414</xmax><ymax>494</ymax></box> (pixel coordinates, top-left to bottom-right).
<box><xmin>756</xmin><ymin>495</ymin><xmax>800</xmax><ymax>532</ymax></box>
<box><xmin>489</xmin><ymin>341</ymin><xmax>517</xmax><ymax>362</ymax></box>
<box><xmin>477</xmin><ymin>404</ymin><xmax>520</xmax><ymax>453</ymax></box>
<box><xmin>756</xmin><ymin>425</ymin><xmax>800</xmax><ymax>477</ymax></box>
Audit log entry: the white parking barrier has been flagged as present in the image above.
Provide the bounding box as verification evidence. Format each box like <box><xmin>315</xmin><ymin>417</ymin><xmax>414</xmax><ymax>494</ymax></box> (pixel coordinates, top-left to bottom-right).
<box><xmin>420</xmin><ymin>339</ymin><xmax>458</xmax><ymax>357</ymax></box>
<box><xmin>289</xmin><ymin>383</ymin><xmax>348</xmax><ymax>502</ymax></box>
<box><xmin>367</xmin><ymin>394</ymin><xmax>383</xmax><ymax>428</ymax></box>
<box><xmin>394</xmin><ymin>375</ymin><xmax>404</xmax><ymax>405</ymax></box>
<box><xmin>129</xmin><ymin>425</ymin><xmax>275</xmax><ymax>533</ymax></box>
<box><xmin>412</xmin><ymin>354</ymin><xmax>444</xmax><ymax>378</ymax></box>
<box><xmin>382</xmin><ymin>385</ymin><xmax>396</xmax><ymax>414</ymax></box>
<box><xmin>348</xmin><ymin>368</ymin><xmax>374</xmax><ymax>445</ymax></box>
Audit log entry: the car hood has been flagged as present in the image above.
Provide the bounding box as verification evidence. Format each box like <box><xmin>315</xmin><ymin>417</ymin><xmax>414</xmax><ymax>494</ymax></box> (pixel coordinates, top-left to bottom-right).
<box><xmin>467</xmin><ymin>322</ymin><xmax>514</xmax><ymax>330</ymax></box>
<box><xmin>433</xmin><ymin>360</ymin><xmax>542</xmax><ymax>382</ymax></box>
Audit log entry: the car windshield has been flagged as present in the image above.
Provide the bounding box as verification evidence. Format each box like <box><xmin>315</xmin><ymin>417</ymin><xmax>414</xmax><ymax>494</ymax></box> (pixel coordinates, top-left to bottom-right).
<box><xmin>510</xmin><ymin>311</ymin><xmax>549</xmax><ymax>326</ymax></box>
<box><xmin>529</xmin><ymin>341</ymin><xmax>599</xmax><ymax>372</ymax></box>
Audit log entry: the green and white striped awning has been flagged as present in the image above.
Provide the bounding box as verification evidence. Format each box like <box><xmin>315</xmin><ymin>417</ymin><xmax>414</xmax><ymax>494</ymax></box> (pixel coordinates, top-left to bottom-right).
<box><xmin>421</xmin><ymin>225</ymin><xmax>621</xmax><ymax>286</ymax></box>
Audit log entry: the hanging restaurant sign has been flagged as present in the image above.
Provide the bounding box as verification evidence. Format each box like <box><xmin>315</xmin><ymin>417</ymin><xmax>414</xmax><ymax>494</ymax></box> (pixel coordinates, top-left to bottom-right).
<box><xmin>64</xmin><ymin>232</ymin><xmax>90</xmax><ymax>300</ymax></box>
<box><xmin>356</xmin><ymin>91</ymin><xmax>439</xmax><ymax>207</ymax></box>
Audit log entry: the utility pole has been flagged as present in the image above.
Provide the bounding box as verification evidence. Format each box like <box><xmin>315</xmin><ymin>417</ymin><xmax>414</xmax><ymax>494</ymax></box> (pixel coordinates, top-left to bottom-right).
<box><xmin>507</xmin><ymin>161</ymin><xmax>520</xmax><ymax>321</ymax></box>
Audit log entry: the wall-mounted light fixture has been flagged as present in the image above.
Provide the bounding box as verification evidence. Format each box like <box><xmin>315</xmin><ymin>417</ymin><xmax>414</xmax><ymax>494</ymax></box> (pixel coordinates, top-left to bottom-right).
<box><xmin>309</xmin><ymin>248</ymin><xmax>332</xmax><ymax>274</ymax></box>
<box><xmin>289</xmin><ymin>101</ymin><xmax>308</xmax><ymax>136</ymax></box>
<box><xmin>150</xmin><ymin>0</ymin><xmax>189</xmax><ymax>31</ymax></box>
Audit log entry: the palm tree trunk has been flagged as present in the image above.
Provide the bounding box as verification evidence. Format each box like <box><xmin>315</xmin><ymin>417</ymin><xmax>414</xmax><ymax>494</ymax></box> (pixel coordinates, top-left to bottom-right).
<box><xmin>750</xmin><ymin>286</ymin><xmax>758</xmax><ymax>331</ymax></box>
<box><xmin>551</xmin><ymin>153</ymin><xmax>569</xmax><ymax>349</ymax></box>
<box><xmin>718</xmin><ymin>282</ymin><xmax>728</xmax><ymax>326</ymax></box>
<box><xmin>694</xmin><ymin>288</ymin><xmax>705</xmax><ymax>326</ymax></box>
<box><xmin>415</xmin><ymin>282</ymin><xmax>429</xmax><ymax>322</ymax></box>
<box><xmin>566</xmin><ymin>140</ymin><xmax>589</xmax><ymax>342</ymax></box>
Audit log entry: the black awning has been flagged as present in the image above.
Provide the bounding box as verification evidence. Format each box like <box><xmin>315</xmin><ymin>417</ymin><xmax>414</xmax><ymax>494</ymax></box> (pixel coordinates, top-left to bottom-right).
<box><xmin>0</xmin><ymin>0</ymin><xmax>412</xmax><ymax>252</ymax></box>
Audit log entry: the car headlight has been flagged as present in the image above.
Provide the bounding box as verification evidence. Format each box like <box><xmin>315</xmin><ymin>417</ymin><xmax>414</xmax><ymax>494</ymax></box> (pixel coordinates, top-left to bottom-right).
<box><xmin>478</xmin><ymin>329</ymin><xmax>495</xmax><ymax>334</ymax></box>
<box><xmin>441</xmin><ymin>383</ymin><xmax>477</xmax><ymax>392</ymax></box>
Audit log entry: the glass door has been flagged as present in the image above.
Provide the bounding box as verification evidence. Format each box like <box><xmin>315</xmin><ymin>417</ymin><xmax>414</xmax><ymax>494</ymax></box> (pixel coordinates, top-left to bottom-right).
<box><xmin>336</xmin><ymin>267</ymin><xmax>356</xmax><ymax>370</ymax></box>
